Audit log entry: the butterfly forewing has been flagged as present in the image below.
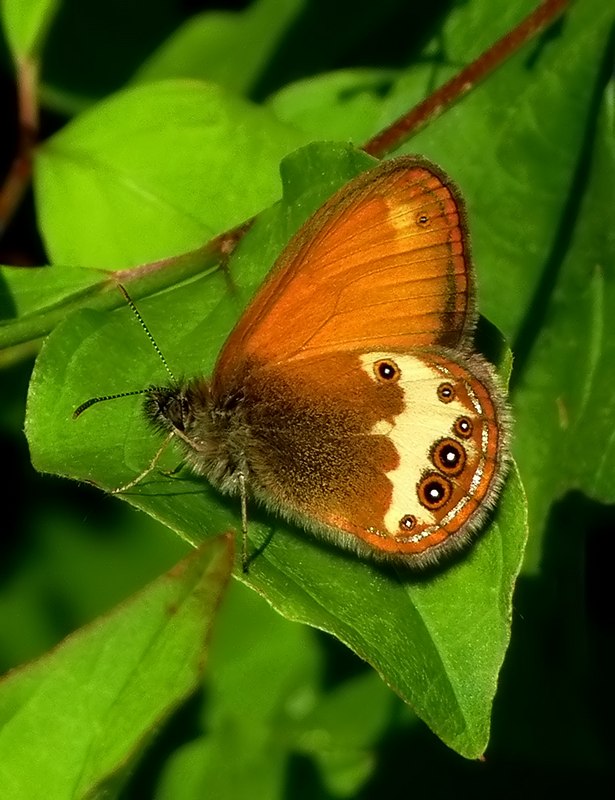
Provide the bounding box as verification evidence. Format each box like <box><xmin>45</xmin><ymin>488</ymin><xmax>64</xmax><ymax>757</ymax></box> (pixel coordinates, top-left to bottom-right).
<box><xmin>215</xmin><ymin>158</ymin><xmax>474</xmax><ymax>383</ymax></box>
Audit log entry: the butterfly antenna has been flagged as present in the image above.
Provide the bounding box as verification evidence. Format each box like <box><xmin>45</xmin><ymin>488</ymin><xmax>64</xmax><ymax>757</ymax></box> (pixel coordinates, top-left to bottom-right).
<box><xmin>73</xmin><ymin>388</ymin><xmax>149</xmax><ymax>418</ymax></box>
<box><xmin>74</xmin><ymin>286</ymin><xmax>177</xmax><ymax>419</ymax></box>
<box><xmin>117</xmin><ymin>284</ymin><xmax>176</xmax><ymax>383</ymax></box>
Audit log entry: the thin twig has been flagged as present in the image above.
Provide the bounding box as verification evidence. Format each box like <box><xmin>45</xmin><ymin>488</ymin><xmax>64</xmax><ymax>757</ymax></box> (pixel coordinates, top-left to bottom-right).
<box><xmin>0</xmin><ymin>1</ymin><xmax>569</xmax><ymax>269</ymax></box>
<box><xmin>363</xmin><ymin>0</ymin><xmax>570</xmax><ymax>158</ymax></box>
<box><xmin>0</xmin><ymin>57</ymin><xmax>39</xmax><ymax>237</ymax></box>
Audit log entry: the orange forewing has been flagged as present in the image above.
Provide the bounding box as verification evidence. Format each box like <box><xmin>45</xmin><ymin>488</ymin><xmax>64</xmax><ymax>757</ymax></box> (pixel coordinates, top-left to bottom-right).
<box><xmin>216</xmin><ymin>157</ymin><xmax>474</xmax><ymax>381</ymax></box>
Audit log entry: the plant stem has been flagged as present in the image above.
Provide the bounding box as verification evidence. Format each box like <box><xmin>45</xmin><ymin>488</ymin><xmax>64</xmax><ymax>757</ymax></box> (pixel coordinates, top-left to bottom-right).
<box><xmin>363</xmin><ymin>0</ymin><xmax>570</xmax><ymax>158</ymax></box>
<box><xmin>0</xmin><ymin>57</ymin><xmax>39</xmax><ymax>238</ymax></box>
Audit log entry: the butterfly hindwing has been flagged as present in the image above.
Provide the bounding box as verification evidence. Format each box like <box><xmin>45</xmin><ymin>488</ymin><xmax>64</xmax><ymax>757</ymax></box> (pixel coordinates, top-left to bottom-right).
<box><xmin>222</xmin><ymin>344</ymin><xmax>507</xmax><ymax>566</ymax></box>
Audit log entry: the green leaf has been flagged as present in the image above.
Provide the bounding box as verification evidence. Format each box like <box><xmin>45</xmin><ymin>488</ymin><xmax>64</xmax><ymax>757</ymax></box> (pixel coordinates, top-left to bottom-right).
<box><xmin>294</xmin><ymin>670</ymin><xmax>394</xmax><ymax>797</ymax></box>
<box><xmin>133</xmin><ymin>0</ymin><xmax>304</xmax><ymax>95</ymax></box>
<box><xmin>0</xmin><ymin>535</ymin><xmax>234</xmax><ymax>799</ymax></box>
<box><xmin>512</xmin><ymin>77</ymin><xmax>615</xmax><ymax>569</ymax></box>
<box><xmin>33</xmin><ymin>80</ymin><xmax>310</xmax><ymax>267</ymax></box>
<box><xmin>1</xmin><ymin>0</ymin><xmax>60</xmax><ymax>60</ymax></box>
<box><xmin>26</xmin><ymin>142</ymin><xmax>526</xmax><ymax>758</ymax></box>
<box><xmin>268</xmin><ymin>68</ymin><xmax>400</xmax><ymax>144</ymax></box>
<box><xmin>406</xmin><ymin>0</ymin><xmax>613</xmax><ymax>342</ymax></box>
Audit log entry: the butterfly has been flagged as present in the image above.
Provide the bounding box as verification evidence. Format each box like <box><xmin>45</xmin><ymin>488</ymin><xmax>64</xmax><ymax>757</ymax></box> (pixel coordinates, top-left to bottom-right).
<box><xmin>76</xmin><ymin>156</ymin><xmax>510</xmax><ymax>569</ymax></box>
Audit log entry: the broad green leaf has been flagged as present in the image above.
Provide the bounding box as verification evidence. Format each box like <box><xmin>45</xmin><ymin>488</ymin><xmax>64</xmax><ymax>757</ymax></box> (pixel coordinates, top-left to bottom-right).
<box><xmin>133</xmin><ymin>0</ymin><xmax>304</xmax><ymax>95</ymax></box>
<box><xmin>157</xmin><ymin>580</ymin><xmax>392</xmax><ymax>800</ymax></box>
<box><xmin>26</xmin><ymin>143</ymin><xmax>527</xmax><ymax>757</ymax></box>
<box><xmin>1</xmin><ymin>0</ymin><xmax>60</xmax><ymax>60</ymax></box>
<box><xmin>407</xmin><ymin>0</ymin><xmax>613</xmax><ymax>341</ymax></box>
<box><xmin>33</xmin><ymin>80</ymin><xmax>310</xmax><ymax>267</ymax></box>
<box><xmin>0</xmin><ymin>536</ymin><xmax>234</xmax><ymax>799</ymax></box>
<box><xmin>268</xmin><ymin>0</ymin><xmax>611</xmax><ymax>344</ymax></box>
<box><xmin>512</xmin><ymin>79</ymin><xmax>615</xmax><ymax>570</ymax></box>
<box><xmin>268</xmin><ymin>68</ymin><xmax>400</xmax><ymax>144</ymax></box>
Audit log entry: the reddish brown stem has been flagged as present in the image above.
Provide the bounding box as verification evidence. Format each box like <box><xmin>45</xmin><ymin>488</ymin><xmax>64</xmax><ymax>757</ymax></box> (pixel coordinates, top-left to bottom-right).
<box><xmin>217</xmin><ymin>0</ymin><xmax>570</xmax><ymax>264</ymax></box>
<box><xmin>112</xmin><ymin>219</ymin><xmax>254</xmax><ymax>287</ymax></box>
<box><xmin>0</xmin><ymin>0</ymin><xmax>569</xmax><ymax>266</ymax></box>
<box><xmin>0</xmin><ymin>57</ymin><xmax>39</xmax><ymax>238</ymax></box>
<box><xmin>363</xmin><ymin>0</ymin><xmax>570</xmax><ymax>158</ymax></box>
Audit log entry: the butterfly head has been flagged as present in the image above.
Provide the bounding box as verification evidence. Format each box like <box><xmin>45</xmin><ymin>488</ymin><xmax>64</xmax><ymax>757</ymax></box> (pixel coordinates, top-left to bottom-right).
<box><xmin>144</xmin><ymin>378</ymin><xmax>250</xmax><ymax>495</ymax></box>
<box><xmin>144</xmin><ymin>380</ymin><xmax>207</xmax><ymax>435</ymax></box>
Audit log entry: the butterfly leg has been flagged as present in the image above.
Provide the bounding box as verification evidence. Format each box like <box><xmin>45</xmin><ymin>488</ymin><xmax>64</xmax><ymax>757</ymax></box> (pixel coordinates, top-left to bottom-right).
<box><xmin>110</xmin><ymin>433</ymin><xmax>174</xmax><ymax>494</ymax></box>
<box><xmin>238</xmin><ymin>471</ymin><xmax>250</xmax><ymax>573</ymax></box>
<box><xmin>161</xmin><ymin>461</ymin><xmax>184</xmax><ymax>478</ymax></box>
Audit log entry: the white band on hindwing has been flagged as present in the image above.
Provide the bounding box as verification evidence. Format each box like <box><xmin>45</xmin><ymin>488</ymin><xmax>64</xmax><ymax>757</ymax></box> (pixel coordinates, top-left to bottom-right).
<box><xmin>360</xmin><ymin>352</ymin><xmax>485</xmax><ymax>541</ymax></box>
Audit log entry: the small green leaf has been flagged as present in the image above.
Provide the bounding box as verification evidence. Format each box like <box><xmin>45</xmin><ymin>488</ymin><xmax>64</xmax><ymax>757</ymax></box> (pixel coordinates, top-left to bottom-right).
<box><xmin>1</xmin><ymin>0</ymin><xmax>60</xmax><ymax>60</ymax></box>
<box><xmin>134</xmin><ymin>0</ymin><xmax>304</xmax><ymax>95</ymax></box>
<box><xmin>0</xmin><ymin>536</ymin><xmax>233</xmax><ymax>798</ymax></box>
<box><xmin>34</xmin><ymin>80</ymin><xmax>310</xmax><ymax>267</ymax></box>
<box><xmin>295</xmin><ymin>671</ymin><xmax>393</xmax><ymax>797</ymax></box>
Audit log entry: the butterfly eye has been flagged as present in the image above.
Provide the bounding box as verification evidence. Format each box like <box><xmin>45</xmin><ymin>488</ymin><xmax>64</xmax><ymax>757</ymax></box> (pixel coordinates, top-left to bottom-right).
<box><xmin>454</xmin><ymin>416</ymin><xmax>473</xmax><ymax>438</ymax></box>
<box><xmin>437</xmin><ymin>382</ymin><xmax>455</xmax><ymax>403</ymax></box>
<box><xmin>224</xmin><ymin>389</ymin><xmax>245</xmax><ymax>411</ymax></box>
<box><xmin>416</xmin><ymin>212</ymin><xmax>430</xmax><ymax>227</ymax></box>
<box><xmin>418</xmin><ymin>473</ymin><xmax>452</xmax><ymax>510</ymax></box>
<box><xmin>373</xmin><ymin>359</ymin><xmax>401</xmax><ymax>383</ymax></box>
<box><xmin>432</xmin><ymin>438</ymin><xmax>466</xmax><ymax>476</ymax></box>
